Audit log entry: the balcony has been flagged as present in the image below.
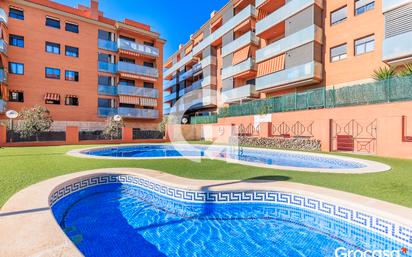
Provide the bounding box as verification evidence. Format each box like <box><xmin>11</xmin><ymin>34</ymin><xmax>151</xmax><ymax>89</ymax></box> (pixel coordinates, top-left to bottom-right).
<box><xmin>0</xmin><ymin>99</ymin><xmax>6</xmax><ymax>113</ymax></box>
<box><xmin>118</xmin><ymin>107</ymin><xmax>159</xmax><ymax>119</ymax></box>
<box><xmin>221</xmin><ymin>58</ymin><xmax>256</xmax><ymax>80</ymax></box>
<box><xmin>0</xmin><ymin>69</ymin><xmax>7</xmax><ymax>83</ymax></box>
<box><xmin>164</xmin><ymin>52</ymin><xmax>194</xmax><ymax>78</ymax></box>
<box><xmin>256</xmin><ymin>0</ymin><xmax>322</xmax><ymax>36</ymax></box>
<box><xmin>256</xmin><ymin>61</ymin><xmax>322</xmax><ymax>92</ymax></box>
<box><xmin>0</xmin><ymin>8</ymin><xmax>7</xmax><ymax>24</ymax></box>
<box><xmin>118</xmin><ymin>61</ymin><xmax>159</xmax><ymax>78</ymax></box>
<box><xmin>164</xmin><ymin>77</ymin><xmax>177</xmax><ymax>90</ymax></box>
<box><xmin>98</xmin><ymin>107</ymin><xmax>118</xmax><ymax>117</ymax></box>
<box><xmin>0</xmin><ymin>39</ymin><xmax>8</xmax><ymax>55</ymax></box>
<box><xmin>98</xmin><ymin>62</ymin><xmax>117</xmax><ymax>74</ymax></box>
<box><xmin>164</xmin><ymin>91</ymin><xmax>177</xmax><ymax>102</ymax></box>
<box><xmin>256</xmin><ymin>25</ymin><xmax>323</xmax><ymax>63</ymax></box>
<box><xmin>98</xmin><ymin>39</ymin><xmax>118</xmax><ymax>52</ymax></box>
<box><xmin>163</xmin><ymin>106</ymin><xmax>171</xmax><ymax>115</ymax></box>
<box><xmin>383</xmin><ymin>31</ymin><xmax>412</xmax><ymax>65</ymax></box>
<box><xmin>179</xmin><ymin>68</ymin><xmax>194</xmax><ymax>81</ymax></box>
<box><xmin>118</xmin><ymin>38</ymin><xmax>160</xmax><ymax>57</ymax></box>
<box><xmin>98</xmin><ymin>85</ymin><xmax>118</xmax><ymax>96</ymax></box>
<box><xmin>221</xmin><ymin>31</ymin><xmax>259</xmax><ymax>57</ymax></box>
<box><xmin>222</xmin><ymin>84</ymin><xmax>257</xmax><ymax>103</ymax></box>
<box><xmin>118</xmin><ymin>85</ymin><xmax>158</xmax><ymax>98</ymax></box>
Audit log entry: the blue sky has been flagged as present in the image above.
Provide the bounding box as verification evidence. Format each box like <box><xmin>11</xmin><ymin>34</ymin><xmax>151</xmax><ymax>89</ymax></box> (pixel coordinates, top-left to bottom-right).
<box><xmin>54</xmin><ymin>0</ymin><xmax>226</xmax><ymax>60</ymax></box>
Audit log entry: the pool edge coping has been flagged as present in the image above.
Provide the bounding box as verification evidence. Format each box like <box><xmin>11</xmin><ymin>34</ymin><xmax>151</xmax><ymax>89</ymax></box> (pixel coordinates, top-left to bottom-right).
<box><xmin>1</xmin><ymin>168</ymin><xmax>411</xmax><ymax>257</ymax></box>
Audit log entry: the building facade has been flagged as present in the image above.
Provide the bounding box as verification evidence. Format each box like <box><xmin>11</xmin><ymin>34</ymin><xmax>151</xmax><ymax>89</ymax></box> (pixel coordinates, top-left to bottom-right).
<box><xmin>163</xmin><ymin>0</ymin><xmax>412</xmax><ymax>120</ymax></box>
<box><xmin>0</xmin><ymin>0</ymin><xmax>165</xmax><ymax>131</ymax></box>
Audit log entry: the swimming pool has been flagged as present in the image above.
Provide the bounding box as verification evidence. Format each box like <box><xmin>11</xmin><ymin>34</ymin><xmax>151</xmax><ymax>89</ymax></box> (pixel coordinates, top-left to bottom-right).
<box><xmin>73</xmin><ymin>144</ymin><xmax>390</xmax><ymax>173</ymax></box>
<box><xmin>50</xmin><ymin>175</ymin><xmax>411</xmax><ymax>257</ymax></box>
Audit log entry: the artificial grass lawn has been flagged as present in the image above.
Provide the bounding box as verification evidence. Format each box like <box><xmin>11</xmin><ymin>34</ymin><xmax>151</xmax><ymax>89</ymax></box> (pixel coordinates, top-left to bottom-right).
<box><xmin>0</xmin><ymin>144</ymin><xmax>411</xmax><ymax>208</ymax></box>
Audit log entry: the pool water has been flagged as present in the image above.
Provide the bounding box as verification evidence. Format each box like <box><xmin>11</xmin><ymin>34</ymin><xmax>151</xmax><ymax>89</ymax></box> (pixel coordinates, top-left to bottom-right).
<box><xmin>86</xmin><ymin>145</ymin><xmax>366</xmax><ymax>170</ymax></box>
<box><xmin>52</xmin><ymin>183</ymin><xmax>408</xmax><ymax>257</ymax></box>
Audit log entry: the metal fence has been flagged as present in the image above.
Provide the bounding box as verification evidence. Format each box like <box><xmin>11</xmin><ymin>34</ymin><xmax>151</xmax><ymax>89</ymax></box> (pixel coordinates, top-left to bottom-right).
<box><xmin>191</xmin><ymin>115</ymin><xmax>218</xmax><ymax>124</ymax></box>
<box><xmin>79</xmin><ymin>130</ymin><xmax>122</xmax><ymax>141</ymax></box>
<box><xmin>132</xmin><ymin>129</ymin><xmax>164</xmax><ymax>140</ymax></box>
<box><xmin>6</xmin><ymin>131</ymin><xmax>66</xmax><ymax>143</ymax></box>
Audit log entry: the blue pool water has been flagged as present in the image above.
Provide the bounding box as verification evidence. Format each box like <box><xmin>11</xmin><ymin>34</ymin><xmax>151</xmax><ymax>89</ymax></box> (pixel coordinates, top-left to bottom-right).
<box><xmin>52</xmin><ymin>183</ymin><xmax>409</xmax><ymax>257</ymax></box>
<box><xmin>86</xmin><ymin>145</ymin><xmax>366</xmax><ymax>170</ymax></box>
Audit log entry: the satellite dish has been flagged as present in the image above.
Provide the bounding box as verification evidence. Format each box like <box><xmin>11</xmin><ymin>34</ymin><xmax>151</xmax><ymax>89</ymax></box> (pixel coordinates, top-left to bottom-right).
<box><xmin>113</xmin><ymin>115</ymin><xmax>122</xmax><ymax>122</ymax></box>
<box><xmin>6</xmin><ymin>110</ymin><xmax>19</xmax><ymax>119</ymax></box>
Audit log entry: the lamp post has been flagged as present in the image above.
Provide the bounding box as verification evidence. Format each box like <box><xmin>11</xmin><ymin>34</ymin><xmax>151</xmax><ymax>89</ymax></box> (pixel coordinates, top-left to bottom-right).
<box><xmin>113</xmin><ymin>115</ymin><xmax>122</xmax><ymax>140</ymax></box>
<box><xmin>6</xmin><ymin>110</ymin><xmax>19</xmax><ymax>143</ymax></box>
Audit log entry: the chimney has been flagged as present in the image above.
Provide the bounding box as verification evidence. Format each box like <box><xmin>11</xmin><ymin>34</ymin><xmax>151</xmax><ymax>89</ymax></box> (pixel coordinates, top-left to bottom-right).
<box><xmin>90</xmin><ymin>0</ymin><xmax>99</xmax><ymax>20</ymax></box>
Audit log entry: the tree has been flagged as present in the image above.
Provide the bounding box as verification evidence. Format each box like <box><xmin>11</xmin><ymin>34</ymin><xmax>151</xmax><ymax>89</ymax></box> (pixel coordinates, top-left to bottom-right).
<box><xmin>159</xmin><ymin>116</ymin><xmax>168</xmax><ymax>134</ymax></box>
<box><xmin>17</xmin><ymin>106</ymin><xmax>53</xmax><ymax>139</ymax></box>
<box><xmin>103</xmin><ymin>116</ymin><xmax>124</xmax><ymax>140</ymax></box>
<box><xmin>399</xmin><ymin>64</ymin><xmax>412</xmax><ymax>77</ymax></box>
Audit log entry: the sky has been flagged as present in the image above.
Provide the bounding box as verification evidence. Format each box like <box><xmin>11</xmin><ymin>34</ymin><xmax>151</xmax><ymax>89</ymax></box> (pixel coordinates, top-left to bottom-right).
<box><xmin>54</xmin><ymin>0</ymin><xmax>226</xmax><ymax>60</ymax></box>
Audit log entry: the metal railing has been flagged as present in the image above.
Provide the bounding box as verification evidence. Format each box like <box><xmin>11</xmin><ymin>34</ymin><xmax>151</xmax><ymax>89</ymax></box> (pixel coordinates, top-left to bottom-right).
<box><xmin>191</xmin><ymin>115</ymin><xmax>218</xmax><ymax>124</ymax></box>
<box><xmin>118</xmin><ymin>85</ymin><xmax>158</xmax><ymax>98</ymax></box>
<box><xmin>118</xmin><ymin>61</ymin><xmax>158</xmax><ymax>78</ymax></box>
<box><xmin>132</xmin><ymin>129</ymin><xmax>164</xmax><ymax>140</ymax></box>
<box><xmin>98</xmin><ymin>85</ymin><xmax>118</xmax><ymax>96</ymax></box>
<box><xmin>118</xmin><ymin>38</ymin><xmax>159</xmax><ymax>57</ymax></box>
<box><xmin>6</xmin><ymin>131</ymin><xmax>66</xmax><ymax>143</ymax></box>
<box><xmin>118</xmin><ymin>107</ymin><xmax>159</xmax><ymax>119</ymax></box>
<box><xmin>79</xmin><ymin>130</ymin><xmax>121</xmax><ymax>141</ymax></box>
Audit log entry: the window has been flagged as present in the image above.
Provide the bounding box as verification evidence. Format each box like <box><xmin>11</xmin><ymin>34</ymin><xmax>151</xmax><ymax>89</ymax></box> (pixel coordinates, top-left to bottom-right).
<box><xmin>98</xmin><ymin>30</ymin><xmax>112</xmax><ymax>41</ymax></box>
<box><xmin>65</xmin><ymin>70</ymin><xmax>79</xmax><ymax>81</ymax></box>
<box><xmin>120</xmin><ymin>57</ymin><xmax>134</xmax><ymax>64</ymax></box>
<box><xmin>45</xmin><ymin>42</ymin><xmax>60</xmax><ymax>54</ymax></box>
<box><xmin>355</xmin><ymin>35</ymin><xmax>375</xmax><ymax>55</ymax></box>
<box><xmin>143</xmin><ymin>82</ymin><xmax>154</xmax><ymax>88</ymax></box>
<box><xmin>119</xmin><ymin>79</ymin><xmax>135</xmax><ymax>86</ymax></box>
<box><xmin>9</xmin><ymin>62</ymin><xmax>24</xmax><ymax>75</ymax></box>
<box><xmin>98</xmin><ymin>75</ymin><xmax>112</xmax><ymax>86</ymax></box>
<box><xmin>98</xmin><ymin>98</ymin><xmax>115</xmax><ymax>108</ymax></box>
<box><xmin>355</xmin><ymin>0</ymin><xmax>375</xmax><ymax>15</ymax></box>
<box><xmin>9</xmin><ymin>91</ymin><xmax>24</xmax><ymax>102</ymax></box>
<box><xmin>65</xmin><ymin>22</ymin><xmax>79</xmax><ymax>33</ymax></box>
<box><xmin>65</xmin><ymin>96</ymin><xmax>79</xmax><ymax>106</ymax></box>
<box><xmin>9</xmin><ymin>34</ymin><xmax>24</xmax><ymax>48</ymax></box>
<box><xmin>45</xmin><ymin>94</ymin><xmax>60</xmax><ymax>105</ymax></box>
<box><xmin>119</xmin><ymin>103</ymin><xmax>135</xmax><ymax>108</ymax></box>
<box><xmin>144</xmin><ymin>62</ymin><xmax>154</xmax><ymax>68</ymax></box>
<box><xmin>98</xmin><ymin>53</ymin><xmax>111</xmax><ymax>63</ymax></box>
<box><xmin>330</xmin><ymin>44</ymin><xmax>347</xmax><ymax>62</ymax></box>
<box><xmin>65</xmin><ymin>46</ymin><xmax>79</xmax><ymax>57</ymax></box>
<box><xmin>45</xmin><ymin>67</ymin><xmax>60</xmax><ymax>79</ymax></box>
<box><xmin>9</xmin><ymin>8</ymin><xmax>24</xmax><ymax>20</ymax></box>
<box><xmin>331</xmin><ymin>6</ymin><xmax>347</xmax><ymax>25</ymax></box>
<box><xmin>119</xmin><ymin>35</ymin><xmax>135</xmax><ymax>42</ymax></box>
<box><xmin>144</xmin><ymin>41</ymin><xmax>155</xmax><ymax>47</ymax></box>
<box><xmin>46</xmin><ymin>17</ymin><xmax>60</xmax><ymax>29</ymax></box>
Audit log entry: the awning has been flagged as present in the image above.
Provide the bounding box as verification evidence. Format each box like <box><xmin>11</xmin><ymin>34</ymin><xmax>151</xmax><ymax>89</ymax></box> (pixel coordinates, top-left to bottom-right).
<box><xmin>185</xmin><ymin>44</ymin><xmax>193</xmax><ymax>56</ymax></box>
<box><xmin>119</xmin><ymin>49</ymin><xmax>141</xmax><ymax>57</ymax></box>
<box><xmin>193</xmin><ymin>33</ymin><xmax>204</xmax><ymax>46</ymax></box>
<box><xmin>119</xmin><ymin>72</ymin><xmax>157</xmax><ymax>82</ymax></box>
<box><xmin>65</xmin><ymin>94</ymin><xmax>78</xmax><ymax>98</ymax></box>
<box><xmin>258</xmin><ymin>9</ymin><xmax>269</xmax><ymax>20</ymax></box>
<box><xmin>140</xmin><ymin>97</ymin><xmax>157</xmax><ymax>107</ymax></box>
<box><xmin>119</xmin><ymin>95</ymin><xmax>140</xmax><ymax>105</ymax></box>
<box><xmin>257</xmin><ymin>53</ymin><xmax>285</xmax><ymax>77</ymax></box>
<box><xmin>232</xmin><ymin>45</ymin><xmax>250</xmax><ymax>65</ymax></box>
<box><xmin>210</xmin><ymin>17</ymin><xmax>222</xmax><ymax>30</ymax></box>
<box><xmin>44</xmin><ymin>93</ymin><xmax>60</xmax><ymax>101</ymax></box>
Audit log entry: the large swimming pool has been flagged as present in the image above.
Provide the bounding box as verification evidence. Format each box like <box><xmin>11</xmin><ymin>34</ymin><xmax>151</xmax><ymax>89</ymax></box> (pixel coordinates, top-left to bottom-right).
<box><xmin>51</xmin><ymin>179</ymin><xmax>410</xmax><ymax>257</ymax></box>
<box><xmin>78</xmin><ymin>144</ymin><xmax>390</xmax><ymax>173</ymax></box>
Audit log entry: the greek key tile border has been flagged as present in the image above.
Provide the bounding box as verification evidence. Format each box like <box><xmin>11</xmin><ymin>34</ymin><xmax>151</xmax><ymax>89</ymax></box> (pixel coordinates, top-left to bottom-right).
<box><xmin>49</xmin><ymin>174</ymin><xmax>412</xmax><ymax>246</ymax></box>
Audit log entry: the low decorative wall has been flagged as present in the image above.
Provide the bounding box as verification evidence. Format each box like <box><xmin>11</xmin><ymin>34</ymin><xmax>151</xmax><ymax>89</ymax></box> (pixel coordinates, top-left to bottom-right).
<box><xmin>237</xmin><ymin>136</ymin><xmax>321</xmax><ymax>152</ymax></box>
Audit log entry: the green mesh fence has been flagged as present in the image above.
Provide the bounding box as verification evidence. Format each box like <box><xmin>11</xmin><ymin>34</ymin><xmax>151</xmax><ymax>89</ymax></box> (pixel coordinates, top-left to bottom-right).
<box><xmin>191</xmin><ymin>114</ymin><xmax>218</xmax><ymax>124</ymax></box>
<box><xmin>192</xmin><ymin>76</ymin><xmax>412</xmax><ymax>123</ymax></box>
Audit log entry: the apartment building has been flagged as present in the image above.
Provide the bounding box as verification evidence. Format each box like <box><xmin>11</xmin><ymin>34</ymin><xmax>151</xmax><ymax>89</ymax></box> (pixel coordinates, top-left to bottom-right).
<box><xmin>163</xmin><ymin>0</ymin><xmax>412</xmax><ymax>120</ymax></box>
<box><xmin>0</xmin><ymin>0</ymin><xmax>165</xmax><ymax>130</ymax></box>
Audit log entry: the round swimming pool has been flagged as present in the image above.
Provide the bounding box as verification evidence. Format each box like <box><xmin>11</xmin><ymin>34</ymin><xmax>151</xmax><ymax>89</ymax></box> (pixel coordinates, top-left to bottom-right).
<box><xmin>73</xmin><ymin>144</ymin><xmax>390</xmax><ymax>173</ymax></box>
<box><xmin>51</xmin><ymin>178</ymin><xmax>411</xmax><ymax>257</ymax></box>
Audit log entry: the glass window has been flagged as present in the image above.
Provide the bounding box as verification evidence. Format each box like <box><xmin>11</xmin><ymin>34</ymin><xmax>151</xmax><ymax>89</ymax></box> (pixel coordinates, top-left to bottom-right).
<box><xmin>144</xmin><ymin>62</ymin><xmax>154</xmax><ymax>68</ymax></box>
<box><xmin>144</xmin><ymin>41</ymin><xmax>155</xmax><ymax>47</ymax></box>
<box><xmin>119</xmin><ymin>79</ymin><xmax>135</xmax><ymax>86</ymax></box>
<box><xmin>65</xmin><ymin>23</ymin><xmax>79</xmax><ymax>33</ymax></box>
<box><xmin>355</xmin><ymin>0</ymin><xmax>375</xmax><ymax>15</ymax></box>
<box><xmin>98</xmin><ymin>53</ymin><xmax>111</xmax><ymax>63</ymax></box>
<box><xmin>9</xmin><ymin>62</ymin><xmax>24</xmax><ymax>75</ymax></box>
<box><xmin>9</xmin><ymin>34</ymin><xmax>24</xmax><ymax>48</ymax></box>
<box><xmin>355</xmin><ymin>35</ymin><xmax>375</xmax><ymax>55</ymax></box>
<box><xmin>45</xmin><ymin>67</ymin><xmax>60</xmax><ymax>79</ymax></box>
<box><xmin>98</xmin><ymin>75</ymin><xmax>112</xmax><ymax>86</ymax></box>
<box><xmin>143</xmin><ymin>82</ymin><xmax>154</xmax><ymax>88</ymax></box>
<box><xmin>46</xmin><ymin>17</ymin><xmax>60</xmax><ymax>29</ymax></box>
<box><xmin>98</xmin><ymin>98</ymin><xmax>113</xmax><ymax>108</ymax></box>
<box><xmin>119</xmin><ymin>35</ymin><xmax>135</xmax><ymax>42</ymax></box>
<box><xmin>65</xmin><ymin>96</ymin><xmax>79</xmax><ymax>106</ymax></box>
<box><xmin>98</xmin><ymin>30</ymin><xmax>112</xmax><ymax>41</ymax></box>
<box><xmin>120</xmin><ymin>57</ymin><xmax>134</xmax><ymax>64</ymax></box>
<box><xmin>331</xmin><ymin>6</ymin><xmax>347</xmax><ymax>25</ymax></box>
<box><xmin>45</xmin><ymin>42</ymin><xmax>60</xmax><ymax>54</ymax></box>
<box><xmin>9</xmin><ymin>91</ymin><xmax>24</xmax><ymax>102</ymax></box>
<box><xmin>330</xmin><ymin>44</ymin><xmax>347</xmax><ymax>62</ymax></box>
<box><xmin>9</xmin><ymin>8</ymin><xmax>24</xmax><ymax>20</ymax></box>
<box><xmin>65</xmin><ymin>46</ymin><xmax>79</xmax><ymax>57</ymax></box>
<box><xmin>65</xmin><ymin>70</ymin><xmax>79</xmax><ymax>81</ymax></box>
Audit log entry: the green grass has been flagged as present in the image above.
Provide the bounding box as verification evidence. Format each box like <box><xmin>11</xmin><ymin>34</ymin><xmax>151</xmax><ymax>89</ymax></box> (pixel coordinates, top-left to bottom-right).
<box><xmin>0</xmin><ymin>144</ymin><xmax>411</xmax><ymax>208</ymax></box>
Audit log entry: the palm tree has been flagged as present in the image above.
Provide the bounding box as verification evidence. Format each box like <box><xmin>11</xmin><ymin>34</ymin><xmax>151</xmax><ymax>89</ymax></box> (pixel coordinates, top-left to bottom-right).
<box><xmin>399</xmin><ymin>63</ymin><xmax>412</xmax><ymax>77</ymax></box>
<box><xmin>372</xmin><ymin>66</ymin><xmax>396</xmax><ymax>81</ymax></box>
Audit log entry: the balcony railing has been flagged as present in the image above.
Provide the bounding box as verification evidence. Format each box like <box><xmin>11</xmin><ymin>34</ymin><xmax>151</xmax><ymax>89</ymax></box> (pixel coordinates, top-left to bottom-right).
<box><xmin>0</xmin><ymin>39</ymin><xmax>8</xmax><ymax>55</ymax></box>
<box><xmin>256</xmin><ymin>0</ymin><xmax>322</xmax><ymax>36</ymax></box>
<box><xmin>0</xmin><ymin>99</ymin><xmax>6</xmax><ymax>113</ymax></box>
<box><xmin>256</xmin><ymin>61</ymin><xmax>322</xmax><ymax>91</ymax></box>
<box><xmin>118</xmin><ymin>38</ymin><xmax>160</xmax><ymax>57</ymax></box>
<box><xmin>222</xmin><ymin>31</ymin><xmax>259</xmax><ymax>57</ymax></box>
<box><xmin>179</xmin><ymin>68</ymin><xmax>193</xmax><ymax>81</ymax></box>
<box><xmin>98</xmin><ymin>61</ymin><xmax>117</xmax><ymax>74</ymax></box>
<box><xmin>221</xmin><ymin>58</ymin><xmax>256</xmax><ymax>80</ymax></box>
<box><xmin>256</xmin><ymin>25</ymin><xmax>322</xmax><ymax>63</ymax></box>
<box><xmin>164</xmin><ymin>91</ymin><xmax>177</xmax><ymax>102</ymax></box>
<box><xmin>222</xmin><ymin>84</ymin><xmax>257</xmax><ymax>103</ymax></box>
<box><xmin>98</xmin><ymin>85</ymin><xmax>118</xmax><ymax>96</ymax></box>
<box><xmin>382</xmin><ymin>31</ymin><xmax>412</xmax><ymax>65</ymax></box>
<box><xmin>118</xmin><ymin>61</ymin><xmax>158</xmax><ymax>78</ymax></box>
<box><xmin>0</xmin><ymin>9</ymin><xmax>7</xmax><ymax>24</ymax></box>
<box><xmin>98</xmin><ymin>107</ymin><xmax>118</xmax><ymax>117</ymax></box>
<box><xmin>0</xmin><ymin>69</ymin><xmax>7</xmax><ymax>83</ymax></box>
<box><xmin>98</xmin><ymin>39</ymin><xmax>118</xmax><ymax>52</ymax></box>
<box><xmin>118</xmin><ymin>107</ymin><xmax>159</xmax><ymax>119</ymax></box>
<box><xmin>164</xmin><ymin>77</ymin><xmax>177</xmax><ymax>90</ymax></box>
<box><xmin>118</xmin><ymin>85</ymin><xmax>158</xmax><ymax>98</ymax></box>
